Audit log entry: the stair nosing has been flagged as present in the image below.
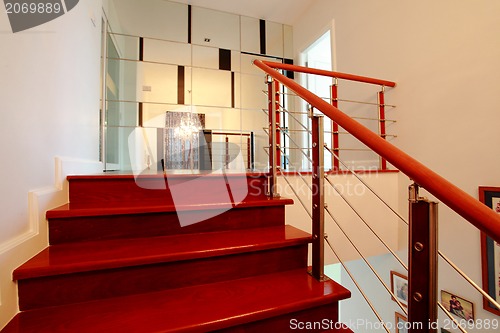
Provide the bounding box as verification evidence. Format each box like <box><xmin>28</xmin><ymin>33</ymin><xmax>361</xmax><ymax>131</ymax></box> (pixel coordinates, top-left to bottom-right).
<box><xmin>46</xmin><ymin>197</ymin><xmax>294</xmax><ymax>219</ymax></box>
<box><xmin>67</xmin><ymin>172</ymin><xmax>266</xmax><ymax>181</ymax></box>
<box><xmin>7</xmin><ymin>269</ymin><xmax>350</xmax><ymax>333</ymax></box>
<box><xmin>14</xmin><ymin>225</ymin><xmax>311</xmax><ymax>280</ymax></box>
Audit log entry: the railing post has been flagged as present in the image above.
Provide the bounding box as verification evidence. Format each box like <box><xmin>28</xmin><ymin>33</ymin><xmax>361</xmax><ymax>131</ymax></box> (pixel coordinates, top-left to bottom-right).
<box><xmin>408</xmin><ymin>184</ymin><xmax>438</xmax><ymax>333</ymax></box>
<box><xmin>378</xmin><ymin>88</ymin><xmax>388</xmax><ymax>170</ymax></box>
<box><xmin>310</xmin><ymin>114</ymin><xmax>326</xmax><ymax>281</ymax></box>
<box><xmin>267</xmin><ymin>76</ymin><xmax>280</xmax><ymax>198</ymax></box>
<box><xmin>250</xmin><ymin>131</ymin><xmax>255</xmax><ymax>171</ymax></box>
<box><xmin>330</xmin><ymin>80</ymin><xmax>340</xmax><ymax>171</ymax></box>
<box><xmin>274</xmin><ymin>80</ymin><xmax>281</xmax><ymax>168</ymax></box>
<box><xmin>247</xmin><ymin>136</ymin><xmax>251</xmax><ymax>170</ymax></box>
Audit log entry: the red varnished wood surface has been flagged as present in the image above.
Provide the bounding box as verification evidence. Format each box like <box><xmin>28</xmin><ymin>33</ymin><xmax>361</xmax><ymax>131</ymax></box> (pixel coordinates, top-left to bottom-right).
<box><xmin>46</xmin><ymin>197</ymin><xmax>294</xmax><ymax>219</ymax></box>
<box><xmin>216</xmin><ymin>302</ymin><xmax>339</xmax><ymax>333</ymax></box>
<box><xmin>66</xmin><ymin>172</ymin><xmax>270</xmax><ymax>207</ymax></box>
<box><xmin>260</xmin><ymin>60</ymin><xmax>396</xmax><ymax>87</ymax></box>
<box><xmin>1</xmin><ymin>171</ymin><xmax>351</xmax><ymax>331</ymax></box>
<box><xmin>15</xmin><ymin>225</ymin><xmax>310</xmax><ymax>280</ymax></box>
<box><xmin>16</xmin><ymin>226</ymin><xmax>311</xmax><ymax>310</ymax></box>
<box><xmin>3</xmin><ymin>269</ymin><xmax>350</xmax><ymax>333</ymax></box>
<box><xmin>48</xmin><ymin>204</ymin><xmax>289</xmax><ymax>244</ymax></box>
<box><xmin>18</xmin><ymin>244</ymin><xmax>308</xmax><ymax>310</ymax></box>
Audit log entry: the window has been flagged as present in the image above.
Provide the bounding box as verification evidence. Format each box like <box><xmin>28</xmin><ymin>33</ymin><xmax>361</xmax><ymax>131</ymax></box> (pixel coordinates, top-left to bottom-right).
<box><xmin>301</xmin><ymin>30</ymin><xmax>333</xmax><ymax>170</ymax></box>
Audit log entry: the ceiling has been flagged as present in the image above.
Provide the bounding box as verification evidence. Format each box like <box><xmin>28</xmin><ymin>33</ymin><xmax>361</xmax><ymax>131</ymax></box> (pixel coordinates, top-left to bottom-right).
<box><xmin>169</xmin><ymin>0</ymin><xmax>315</xmax><ymax>25</ymax></box>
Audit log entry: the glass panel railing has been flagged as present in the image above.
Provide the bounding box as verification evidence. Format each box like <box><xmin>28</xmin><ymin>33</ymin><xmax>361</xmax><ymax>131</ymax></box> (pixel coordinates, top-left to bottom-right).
<box><xmin>104</xmin><ymin>124</ymin><xmax>259</xmax><ymax>173</ymax></box>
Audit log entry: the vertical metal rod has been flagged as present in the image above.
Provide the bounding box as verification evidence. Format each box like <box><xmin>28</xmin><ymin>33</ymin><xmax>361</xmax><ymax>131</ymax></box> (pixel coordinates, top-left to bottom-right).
<box><xmin>408</xmin><ymin>184</ymin><xmax>438</xmax><ymax>333</ymax></box>
<box><xmin>325</xmin><ymin>237</ymin><xmax>391</xmax><ymax>333</ymax></box>
<box><xmin>330</xmin><ymin>80</ymin><xmax>340</xmax><ymax>171</ymax></box>
<box><xmin>250</xmin><ymin>131</ymin><xmax>255</xmax><ymax>170</ymax></box>
<box><xmin>311</xmin><ymin>115</ymin><xmax>326</xmax><ymax>281</ymax></box>
<box><xmin>267</xmin><ymin>76</ymin><xmax>279</xmax><ymax>197</ymax></box>
<box><xmin>428</xmin><ymin>202</ymin><xmax>439</xmax><ymax>329</ymax></box>
<box><xmin>100</xmin><ymin>19</ymin><xmax>108</xmax><ymax>170</ymax></box>
<box><xmin>247</xmin><ymin>136</ymin><xmax>251</xmax><ymax>170</ymax></box>
<box><xmin>225</xmin><ymin>135</ymin><xmax>229</xmax><ymax>169</ymax></box>
<box><xmin>378</xmin><ymin>88</ymin><xmax>388</xmax><ymax>170</ymax></box>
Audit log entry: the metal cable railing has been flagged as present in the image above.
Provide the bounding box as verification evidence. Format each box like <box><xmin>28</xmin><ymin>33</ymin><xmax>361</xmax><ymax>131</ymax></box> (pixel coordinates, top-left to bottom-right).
<box><xmin>261</xmin><ymin>144</ymin><xmax>312</xmax><ymax>218</ymax></box>
<box><xmin>324</xmin><ymin>176</ymin><xmax>408</xmax><ymax>271</ymax></box>
<box><xmin>255</xmin><ymin>59</ymin><xmax>500</xmax><ymax>239</ymax></box>
<box><xmin>267</xmin><ymin>117</ymin><xmax>401</xmax><ymax>330</ymax></box>
<box><xmin>264</xmin><ymin>105</ymin><xmax>411</xmax><ymax>328</ymax></box>
<box><xmin>437</xmin><ymin>303</ymin><xmax>468</xmax><ymax>333</ymax></box>
<box><xmin>280</xmin><ymin>91</ymin><xmax>398</xmax><ymax>108</ymax></box>
<box><xmin>324</xmin><ymin>205</ymin><xmax>408</xmax><ymax>315</ymax></box>
<box><xmin>324</xmin><ymin>145</ymin><xmax>408</xmax><ymax>225</ymax></box>
<box><xmin>269</xmin><ymin>106</ymin><xmax>408</xmax><ymax>271</ymax></box>
<box><xmin>325</xmin><ymin>236</ymin><xmax>392</xmax><ymax>333</ymax></box>
<box><xmin>263</xmin><ymin>87</ymin><xmax>398</xmax><ymax>171</ymax></box>
<box><xmin>255</xmin><ymin>59</ymin><xmax>500</xmax><ymax>333</ymax></box>
<box><xmin>438</xmin><ymin>251</ymin><xmax>500</xmax><ymax>312</ymax></box>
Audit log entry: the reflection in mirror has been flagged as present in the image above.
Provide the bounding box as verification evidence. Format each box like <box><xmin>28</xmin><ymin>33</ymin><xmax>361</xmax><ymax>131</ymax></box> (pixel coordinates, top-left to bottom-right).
<box><xmin>108</xmin><ymin>33</ymin><xmax>139</xmax><ymax>60</ymax></box>
<box><xmin>103</xmin><ymin>0</ymin><xmax>291</xmax><ymax>172</ymax></box>
<box><xmin>143</xmin><ymin>38</ymin><xmax>191</xmax><ymax>66</ymax></box>
<box><xmin>191</xmin><ymin>6</ymin><xmax>240</xmax><ymax>50</ymax></box>
<box><xmin>111</xmin><ymin>0</ymin><xmax>188</xmax><ymax>42</ymax></box>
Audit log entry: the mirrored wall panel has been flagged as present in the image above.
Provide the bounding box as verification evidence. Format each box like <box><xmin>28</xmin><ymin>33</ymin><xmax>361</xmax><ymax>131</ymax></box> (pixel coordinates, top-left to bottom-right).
<box><xmin>103</xmin><ymin>0</ymin><xmax>294</xmax><ymax>172</ymax></box>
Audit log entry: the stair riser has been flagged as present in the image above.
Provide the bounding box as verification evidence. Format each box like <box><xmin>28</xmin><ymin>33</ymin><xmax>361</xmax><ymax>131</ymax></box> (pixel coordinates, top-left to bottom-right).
<box><xmin>215</xmin><ymin>303</ymin><xmax>340</xmax><ymax>333</ymax></box>
<box><xmin>68</xmin><ymin>174</ymin><xmax>268</xmax><ymax>206</ymax></box>
<box><xmin>18</xmin><ymin>245</ymin><xmax>308</xmax><ymax>311</ymax></box>
<box><xmin>49</xmin><ymin>206</ymin><xmax>285</xmax><ymax>244</ymax></box>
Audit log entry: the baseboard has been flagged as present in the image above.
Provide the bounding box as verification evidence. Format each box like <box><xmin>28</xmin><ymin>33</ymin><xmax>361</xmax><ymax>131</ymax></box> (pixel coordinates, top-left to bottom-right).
<box><xmin>0</xmin><ymin>157</ymin><xmax>102</xmax><ymax>330</ymax></box>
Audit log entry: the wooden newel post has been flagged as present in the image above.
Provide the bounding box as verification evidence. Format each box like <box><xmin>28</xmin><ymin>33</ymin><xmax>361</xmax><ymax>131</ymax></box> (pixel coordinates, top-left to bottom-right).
<box><xmin>310</xmin><ymin>114</ymin><xmax>326</xmax><ymax>281</ymax></box>
<box><xmin>330</xmin><ymin>81</ymin><xmax>340</xmax><ymax>171</ymax></box>
<box><xmin>408</xmin><ymin>184</ymin><xmax>438</xmax><ymax>333</ymax></box>
<box><xmin>267</xmin><ymin>76</ymin><xmax>280</xmax><ymax>198</ymax></box>
<box><xmin>378</xmin><ymin>88</ymin><xmax>388</xmax><ymax>170</ymax></box>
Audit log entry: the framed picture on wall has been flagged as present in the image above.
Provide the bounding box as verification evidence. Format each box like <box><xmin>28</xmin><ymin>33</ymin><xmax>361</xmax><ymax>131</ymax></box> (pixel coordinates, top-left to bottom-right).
<box><xmin>479</xmin><ymin>186</ymin><xmax>500</xmax><ymax>316</ymax></box>
<box><xmin>395</xmin><ymin>312</ymin><xmax>408</xmax><ymax>333</ymax></box>
<box><xmin>391</xmin><ymin>271</ymin><xmax>408</xmax><ymax>307</ymax></box>
<box><xmin>441</xmin><ymin>290</ymin><xmax>475</xmax><ymax>321</ymax></box>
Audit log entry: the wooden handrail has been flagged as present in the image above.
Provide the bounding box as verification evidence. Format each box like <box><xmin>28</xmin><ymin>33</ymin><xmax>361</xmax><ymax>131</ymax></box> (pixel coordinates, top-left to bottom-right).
<box><xmin>261</xmin><ymin>60</ymin><xmax>396</xmax><ymax>87</ymax></box>
<box><xmin>254</xmin><ymin>59</ymin><xmax>500</xmax><ymax>243</ymax></box>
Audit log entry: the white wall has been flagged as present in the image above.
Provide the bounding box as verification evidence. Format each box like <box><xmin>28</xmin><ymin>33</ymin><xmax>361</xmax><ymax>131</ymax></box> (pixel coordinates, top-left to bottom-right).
<box><xmin>294</xmin><ymin>0</ymin><xmax>500</xmax><ymax>331</ymax></box>
<box><xmin>0</xmin><ymin>1</ymin><xmax>103</xmax><ymax>328</ymax></box>
<box><xmin>0</xmin><ymin>0</ymin><xmax>101</xmax><ymax>244</ymax></box>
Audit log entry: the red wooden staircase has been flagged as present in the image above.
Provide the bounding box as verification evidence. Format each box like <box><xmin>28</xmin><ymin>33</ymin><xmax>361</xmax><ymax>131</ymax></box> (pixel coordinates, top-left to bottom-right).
<box><xmin>1</xmin><ymin>172</ymin><xmax>351</xmax><ymax>332</ymax></box>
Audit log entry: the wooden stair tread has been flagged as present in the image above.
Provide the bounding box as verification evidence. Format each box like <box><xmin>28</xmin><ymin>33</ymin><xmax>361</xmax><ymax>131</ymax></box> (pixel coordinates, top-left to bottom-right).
<box><xmin>14</xmin><ymin>225</ymin><xmax>310</xmax><ymax>280</ymax></box>
<box><xmin>66</xmin><ymin>171</ymin><xmax>263</xmax><ymax>180</ymax></box>
<box><xmin>3</xmin><ymin>269</ymin><xmax>351</xmax><ymax>333</ymax></box>
<box><xmin>46</xmin><ymin>197</ymin><xmax>294</xmax><ymax>219</ymax></box>
<box><xmin>65</xmin><ymin>172</ymin><xmax>271</xmax><ymax>209</ymax></box>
